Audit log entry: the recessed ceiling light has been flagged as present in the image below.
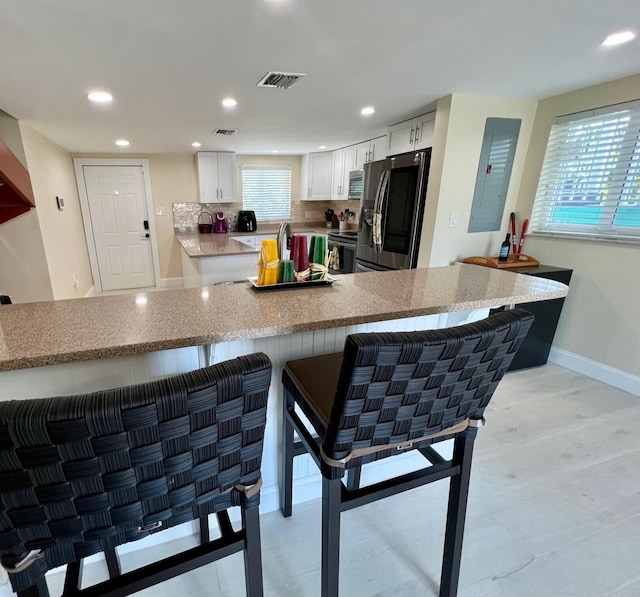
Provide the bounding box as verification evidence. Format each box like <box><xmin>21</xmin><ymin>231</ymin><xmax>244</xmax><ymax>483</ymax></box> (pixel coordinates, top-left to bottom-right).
<box><xmin>361</xmin><ymin>106</ymin><xmax>375</xmax><ymax>116</ymax></box>
<box><xmin>115</xmin><ymin>139</ymin><xmax>130</xmax><ymax>147</ymax></box>
<box><xmin>222</xmin><ymin>98</ymin><xmax>238</xmax><ymax>107</ymax></box>
<box><xmin>601</xmin><ymin>30</ymin><xmax>636</xmax><ymax>46</ymax></box>
<box><xmin>272</xmin><ymin>150</ymin><xmax>279</xmax><ymax>153</ymax></box>
<box><xmin>318</xmin><ymin>145</ymin><xmax>327</xmax><ymax>149</ymax></box>
<box><xmin>192</xmin><ymin>142</ymin><xmax>202</xmax><ymax>148</ymax></box>
<box><xmin>87</xmin><ymin>91</ymin><xmax>113</xmax><ymax>103</ymax></box>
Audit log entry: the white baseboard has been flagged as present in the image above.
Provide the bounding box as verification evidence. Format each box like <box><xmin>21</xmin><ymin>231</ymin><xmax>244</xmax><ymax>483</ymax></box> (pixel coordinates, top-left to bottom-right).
<box><xmin>84</xmin><ymin>286</ymin><xmax>96</xmax><ymax>298</ymax></box>
<box><xmin>161</xmin><ymin>277</ymin><xmax>183</xmax><ymax>289</ymax></box>
<box><xmin>549</xmin><ymin>347</ymin><xmax>640</xmax><ymax>397</ymax></box>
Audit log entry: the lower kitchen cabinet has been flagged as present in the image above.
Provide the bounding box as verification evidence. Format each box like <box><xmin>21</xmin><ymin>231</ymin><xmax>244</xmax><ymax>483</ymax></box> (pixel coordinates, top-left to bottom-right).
<box><xmin>181</xmin><ymin>252</ymin><xmax>259</xmax><ymax>287</ymax></box>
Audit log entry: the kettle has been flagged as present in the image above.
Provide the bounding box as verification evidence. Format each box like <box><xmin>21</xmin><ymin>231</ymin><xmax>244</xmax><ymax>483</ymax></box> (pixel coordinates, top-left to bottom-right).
<box><xmin>213</xmin><ymin>211</ymin><xmax>228</xmax><ymax>234</ymax></box>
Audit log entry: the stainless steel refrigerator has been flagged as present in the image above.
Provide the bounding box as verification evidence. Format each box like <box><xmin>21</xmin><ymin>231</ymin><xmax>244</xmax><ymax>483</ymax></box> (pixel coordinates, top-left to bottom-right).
<box><xmin>355</xmin><ymin>149</ymin><xmax>431</xmax><ymax>272</ymax></box>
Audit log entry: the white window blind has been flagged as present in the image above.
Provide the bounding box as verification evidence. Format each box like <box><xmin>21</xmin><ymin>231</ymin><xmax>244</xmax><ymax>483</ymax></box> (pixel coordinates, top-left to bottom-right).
<box><xmin>531</xmin><ymin>99</ymin><xmax>640</xmax><ymax>241</ymax></box>
<box><xmin>241</xmin><ymin>165</ymin><xmax>291</xmax><ymax>221</ymax></box>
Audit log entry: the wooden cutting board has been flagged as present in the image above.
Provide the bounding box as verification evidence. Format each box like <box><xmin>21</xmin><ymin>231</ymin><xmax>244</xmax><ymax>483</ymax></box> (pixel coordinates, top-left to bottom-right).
<box><xmin>463</xmin><ymin>255</ymin><xmax>540</xmax><ymax>269</ymax></box>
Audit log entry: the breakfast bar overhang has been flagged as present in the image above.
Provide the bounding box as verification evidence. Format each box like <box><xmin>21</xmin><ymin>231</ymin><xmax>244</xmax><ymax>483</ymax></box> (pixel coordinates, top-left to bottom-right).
<box><xmin>0</xmin><ymin>265</ymin><xmax>568</xmax><ymax>513</ymax></box>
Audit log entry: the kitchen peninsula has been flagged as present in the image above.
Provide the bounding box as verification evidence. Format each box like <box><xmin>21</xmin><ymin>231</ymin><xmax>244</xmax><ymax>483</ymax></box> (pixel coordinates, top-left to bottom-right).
<box><xmin>0</xmin><ymin>265</ymin><xmax>568</xmax><ymax>512</ymax></box>
<box><xmin>176</xmin><ymin>225</ymin><xmax>330</xmax><ymax>287</ymax></box>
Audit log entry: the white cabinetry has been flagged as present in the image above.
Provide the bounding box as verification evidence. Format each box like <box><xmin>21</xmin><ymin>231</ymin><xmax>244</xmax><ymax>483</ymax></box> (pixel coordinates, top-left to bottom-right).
<box><xmin>386</xmin><ymin>112</ymin><xmax>435</xmax><ymax>155</ymax></box>
<box><xmin>353</xmin><ymin>136</ymin><xmax>387</xmax><ymax>170</ymax></box>
<box><xmin>196</xmin><ymin>152</ymin><xmax>237</xmax><ymax>203</ymax></box>
<box><xmin>301</xmin><ymin>152</ymin><xmax>333</xmax><ymax>201</ymax></box>
<box><xmin>331</xmin><ymin>145</ymin><xmax>355</xmax><ymax>200</ymax></box>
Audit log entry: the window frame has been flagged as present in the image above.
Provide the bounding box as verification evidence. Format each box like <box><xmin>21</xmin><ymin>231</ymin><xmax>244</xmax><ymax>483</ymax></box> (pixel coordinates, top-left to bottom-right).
<box><xmin>530</xmin><ymin>99</ymin><xmax>640</xmax><ymax>243</ymax></box>
<box><xmin>240</xmin><ymin>164</ymin><xmax>292</xmax><ymax>222</ymax></box>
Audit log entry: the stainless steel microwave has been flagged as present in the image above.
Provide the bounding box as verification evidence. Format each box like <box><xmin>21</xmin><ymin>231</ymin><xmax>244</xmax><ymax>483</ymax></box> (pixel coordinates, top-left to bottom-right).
<box><xmin>348</xmin><ymin>170</ymin><xmax>364</xmax><ymax>200</ymax></box>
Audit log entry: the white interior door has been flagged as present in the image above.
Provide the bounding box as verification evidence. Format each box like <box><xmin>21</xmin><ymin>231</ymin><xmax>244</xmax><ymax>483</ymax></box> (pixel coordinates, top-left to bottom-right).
<box><xmin>82</xmin><ymin>165</ymin><xmax>156</xmax><ymax>291</ymax></box>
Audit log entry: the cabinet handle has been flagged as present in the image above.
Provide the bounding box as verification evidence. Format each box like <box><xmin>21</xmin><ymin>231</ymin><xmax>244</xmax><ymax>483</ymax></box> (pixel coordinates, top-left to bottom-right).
<box><xmin>409</xmin><ymin>127</ymin><xmax>415</xmax><ymax>145</ymax></box>
<box><xmin>414</xmin><ymin>126</ymin><xmax>421</xmax><ymax>147</ymax></box>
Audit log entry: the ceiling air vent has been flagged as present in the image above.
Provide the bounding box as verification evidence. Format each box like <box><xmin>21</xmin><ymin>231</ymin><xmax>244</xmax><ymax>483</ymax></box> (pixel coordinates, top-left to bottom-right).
<box><xmin>212</xmin><ymin>129</ymin><xmax>238</xmax><ymax>136</ymax></box>
<box><xmin>257</xmin><ymin>72</ymin><xmax>305</xmax><ymax>90</ymax></box>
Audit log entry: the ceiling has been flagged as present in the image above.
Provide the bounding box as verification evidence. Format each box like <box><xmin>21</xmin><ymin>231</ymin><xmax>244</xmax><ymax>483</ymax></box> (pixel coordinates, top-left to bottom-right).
<box><xmin>1</xmin><ymin>0</ymin><xmax>639</xmax><ymax>155</ymax></box>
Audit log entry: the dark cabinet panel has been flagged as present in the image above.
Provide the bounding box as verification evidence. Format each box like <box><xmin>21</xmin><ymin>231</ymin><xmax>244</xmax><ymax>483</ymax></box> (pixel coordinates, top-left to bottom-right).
<box><xmin>492</xmin><ymin>265</ymin><xmax>573</xmax><ymax>371</ymax></box>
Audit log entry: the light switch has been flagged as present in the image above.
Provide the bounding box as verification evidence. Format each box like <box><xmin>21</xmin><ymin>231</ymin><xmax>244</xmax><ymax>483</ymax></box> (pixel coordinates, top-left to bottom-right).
<box><xmin>156</xmin><ymin>207</ymin><xmax>165</xmax><ymax>216</ymax></box>
<box><xmin>449</xmin><ymin>212</ymin><xmax>458</xmax><ymax>228</ymax></box>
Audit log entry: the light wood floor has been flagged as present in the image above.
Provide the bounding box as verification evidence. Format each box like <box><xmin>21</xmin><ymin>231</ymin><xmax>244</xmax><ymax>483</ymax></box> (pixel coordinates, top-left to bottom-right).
<box><xmin>2</xmin><ymin>363</ymin><xmax>639</xmax><ymax>596</ymax></box>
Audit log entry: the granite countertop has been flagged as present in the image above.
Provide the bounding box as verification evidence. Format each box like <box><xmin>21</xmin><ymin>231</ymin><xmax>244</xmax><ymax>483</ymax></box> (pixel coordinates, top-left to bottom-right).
<box><xmin>176</xmin><ymin>224</ymin><xmax>344</xmax><ymax>258</ymax></box>
<box><xmin>0</xmin><ymin>265</ymin><xmax>568</xmax><ymax>372</ymax></box>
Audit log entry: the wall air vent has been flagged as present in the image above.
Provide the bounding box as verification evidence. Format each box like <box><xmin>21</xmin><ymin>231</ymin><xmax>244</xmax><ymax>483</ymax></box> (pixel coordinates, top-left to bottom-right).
<box><xmin>256</xmin><ymin>72</ymin><xmax>306</xmax><ymax>90</ymax></box>
<box><xmin>212</xmin><ymin>129</ymin><xmax>238</xmax><ymax>136</ymax></box>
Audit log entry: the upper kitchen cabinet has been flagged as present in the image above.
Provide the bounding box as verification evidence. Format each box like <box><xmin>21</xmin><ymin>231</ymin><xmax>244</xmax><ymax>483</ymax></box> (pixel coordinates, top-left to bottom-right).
<box><xmin>353</xmin><ymin>136</ymin><xmax>386</xmax><ymax>170</ymax></box>
<box><xmin>331</xmin><ymin>145</ymin><xmax>355</xmax><ymax>200</ymax></box>
<box><xmin>386</xmin><ymin>112</ymin><xmax>435</xmax><ymax>156</ymax></box>
<box><xmin>196</xmin><ymin>151</ymin><xmax>237</xmax><ymax>203</ymax></box>
<box><xmin>301</xmin><ymin>152</ymin><xmax>332</xmax><ymax>201</ymax></box>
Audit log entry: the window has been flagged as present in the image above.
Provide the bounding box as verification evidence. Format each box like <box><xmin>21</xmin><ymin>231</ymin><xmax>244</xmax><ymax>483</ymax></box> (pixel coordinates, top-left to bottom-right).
<box><xmin>241</xmin><ymin>164</ymin><xmax>291</xmax><ymax>221</ymax></box>
<box><xmin>530</xmin><ymin>100</ymin><xmax>640</xmax><ymax>241</ymax></box>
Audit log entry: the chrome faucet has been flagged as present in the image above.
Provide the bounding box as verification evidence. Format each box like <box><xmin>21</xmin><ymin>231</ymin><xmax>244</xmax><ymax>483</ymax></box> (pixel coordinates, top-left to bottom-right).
<box><xmin>277</xmin><ymin>221</ymin><xmax>292</xmax><ymax>260</ymax></box>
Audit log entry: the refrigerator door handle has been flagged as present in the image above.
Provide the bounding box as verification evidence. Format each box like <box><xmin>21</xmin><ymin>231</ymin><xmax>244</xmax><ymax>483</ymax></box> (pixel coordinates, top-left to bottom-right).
<box><xmin>373</xmin><ymin>170</ymin><xmax>389</xmax><ymax>253</ymax></box>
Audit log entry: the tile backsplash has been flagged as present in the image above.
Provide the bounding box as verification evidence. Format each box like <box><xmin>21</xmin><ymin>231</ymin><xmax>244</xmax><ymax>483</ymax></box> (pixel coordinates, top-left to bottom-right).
<box><xmin>173</xmin><ymin>200</ymin><xmax>360</xmax><ymax>232</ymax></box>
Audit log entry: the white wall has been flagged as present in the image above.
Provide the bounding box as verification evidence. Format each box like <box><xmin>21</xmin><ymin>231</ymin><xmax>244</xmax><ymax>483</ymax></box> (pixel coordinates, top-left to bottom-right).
<box><xmin>21</xmin><ymin>125</ymin><xmax>94</xmax><ymax>299</ymax></box>
<box><xmin>418</xmin><ymin>93</ymin><xmax>538</xmax><ymax>267</ymax></box>
<box><xmin>516</xmin><ymin>74</ymin><xmax>640</xmax><ymax>378</ymax></box>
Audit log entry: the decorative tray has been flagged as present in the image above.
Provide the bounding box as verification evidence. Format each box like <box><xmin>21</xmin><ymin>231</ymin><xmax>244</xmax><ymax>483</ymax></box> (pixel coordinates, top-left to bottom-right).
<box><xmin>463</xmin><ymin>255</ymin><xmax>540</xmax><ymax>269</ymax></box>
<box><xmin>247</xmin><ymin>276</ymin><xmax>334</xmax><ymax>290</ymax></box>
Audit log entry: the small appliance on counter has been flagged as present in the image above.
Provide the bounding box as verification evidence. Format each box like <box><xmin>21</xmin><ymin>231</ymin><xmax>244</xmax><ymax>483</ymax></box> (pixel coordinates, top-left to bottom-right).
<box><xmin>213</xmin><ymin>211</ymin><xmax>228</xmax><ymax>233</ymax></box>
<box><xmin>198</xmin><ymin>211</ymin><xmax>213</xmax><ymax>233</ymax></box>
<box><xmin>237</xmin><ymin>210</ymin><xmax>257</xmax><ymax>232</ymax></box>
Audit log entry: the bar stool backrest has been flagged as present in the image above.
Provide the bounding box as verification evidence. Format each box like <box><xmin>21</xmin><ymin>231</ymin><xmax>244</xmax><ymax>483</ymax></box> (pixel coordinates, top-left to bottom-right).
<box><xmin>0</xmin><ymin>353</ymin><xmax>272</xmax><ymax>593</ymax></box>
<box><xmin>324</xmin><ymin>309</ymin><xmax>534</xmax><ymax>465</ymax></box>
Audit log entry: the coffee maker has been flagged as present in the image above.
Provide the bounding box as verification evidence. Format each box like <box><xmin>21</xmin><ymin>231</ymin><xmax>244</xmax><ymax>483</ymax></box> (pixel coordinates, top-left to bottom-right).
<box><xmin>237</xmin><ymin>210</ymin><xmax>257</xmax><ymax>232</ymax></box>
<box><xmin>213</xmin><ymin>211</ymin><xmax>227</xmax><ymax>233</ymax></box>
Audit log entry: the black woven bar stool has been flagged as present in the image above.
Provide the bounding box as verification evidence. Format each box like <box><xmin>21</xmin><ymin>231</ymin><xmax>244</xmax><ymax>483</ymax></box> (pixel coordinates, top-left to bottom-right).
<box><xmin>280</xmin><ymin>309</ymin><xmax>533</xmax><ymax>597</ymax></box>
<box><xmin>0</xmin><ymin>353</ymin><xmax>272</xmax><ymax>597</ymax></box>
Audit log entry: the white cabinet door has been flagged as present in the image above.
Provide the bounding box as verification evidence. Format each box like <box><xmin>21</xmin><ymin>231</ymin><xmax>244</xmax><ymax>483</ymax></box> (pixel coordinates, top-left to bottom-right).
<box><xmin>196</xmin><ymin>152</ymin><xmax>237</xmax><ymax>203</ymax></box>
<box><xmin>370</xmin><ymin>136</ymin><xmax>387</xmax><ymax>161</ymax></box>
<box><xmin>387</xmin><ymin>113</ymin><xmax>435</xmax><ymax>155</ymax></box>
<box><xmin>216</xmin><ymin>152</ymin><xmax>237</xmax><ymax>202</ymax></box>
<box><xmin>302</xmin><ymin>152</ymin><xmax>333</xmax><ymax>201</ymax></box>
<box><xmin>196</xmin><ymin>153</ymin><xmax>219</xmax><ymax>203</ymax></box>
<box><xmin>332</xmin><ymin>149</ymin><xmax>346</xmax><ymax>198</ymax></box>
<box><xmin>414</xmin><ymin>113</ymin><xmax>436</xmax><ymax>150</ymax></box>
<box><xmin>353</xmin><ymin>141</ymin><xmax>370</xmax><ymax>171</ymax></box>
<box><xmin>387</xmin><ymin>119</ymin><xmax>417</xmax><ymax>156</ymax></box>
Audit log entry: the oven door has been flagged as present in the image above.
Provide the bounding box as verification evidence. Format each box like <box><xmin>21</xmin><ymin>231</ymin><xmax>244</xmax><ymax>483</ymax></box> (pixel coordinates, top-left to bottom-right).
<box><xmin>328</xmin><ymin>237</ymin><xmax>356</xmax><ymax>274</ymax></box>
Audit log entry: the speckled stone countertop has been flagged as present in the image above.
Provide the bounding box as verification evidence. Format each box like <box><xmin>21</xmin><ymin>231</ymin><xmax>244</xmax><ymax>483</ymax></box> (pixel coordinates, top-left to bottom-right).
<box><xmin>176</xmin><ymin>224</ymin><xmax>337</xmax><ymax>258</ymax></box>
<box><xmin>0</xmin><ymin>265</ymin><xmax>568</xmax><ymax>372</ymax></box>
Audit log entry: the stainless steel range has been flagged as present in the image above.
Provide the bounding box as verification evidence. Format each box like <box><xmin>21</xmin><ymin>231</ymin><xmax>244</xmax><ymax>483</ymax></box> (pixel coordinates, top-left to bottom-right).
<box><xmin>327</xmin><ymin>230</ymin><xmax>357</xmax><ymax>274</ymax></box>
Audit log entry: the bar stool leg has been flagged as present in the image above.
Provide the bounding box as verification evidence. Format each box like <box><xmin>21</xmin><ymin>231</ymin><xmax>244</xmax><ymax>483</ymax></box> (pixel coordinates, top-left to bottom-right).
<box><xmin>439</xmin><ymin>429</ymin><xmax>476</xmax><ymax>597</ymax></box>
<box><xmin>280</xmin><ymin>389</ymin><xmax>295</xmax><ymax>518</ymax></box>
<box><xmin>321</xmin><ymin>476</ymin><xmax>342</xmax><ymax>597</ymax></box>
<box><xmin>346</xmin><ymin>466</ymin><xmax>361</xmax><ymax>491</ymax></box>
<box><xmin>105</xmin><ymin>547</ymin><xmax>121</xmax><ymax>577</ymax></box>
<box><xmin>242</xmin><ymin>501</ymin><xmax>264</xmax><ymax>597</ymax></box>
<box><xmin>17</xmin><ymin>576</ymin><xmax>49</xmax><ymax>597</ymax></box>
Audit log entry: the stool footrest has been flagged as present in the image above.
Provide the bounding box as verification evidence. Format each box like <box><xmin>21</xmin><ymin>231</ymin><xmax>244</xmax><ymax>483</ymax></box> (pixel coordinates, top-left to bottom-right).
<box><xmin>62</xmin><ymin>526</ymin><xmax>247</xmax><ymax>597</ymax></box>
